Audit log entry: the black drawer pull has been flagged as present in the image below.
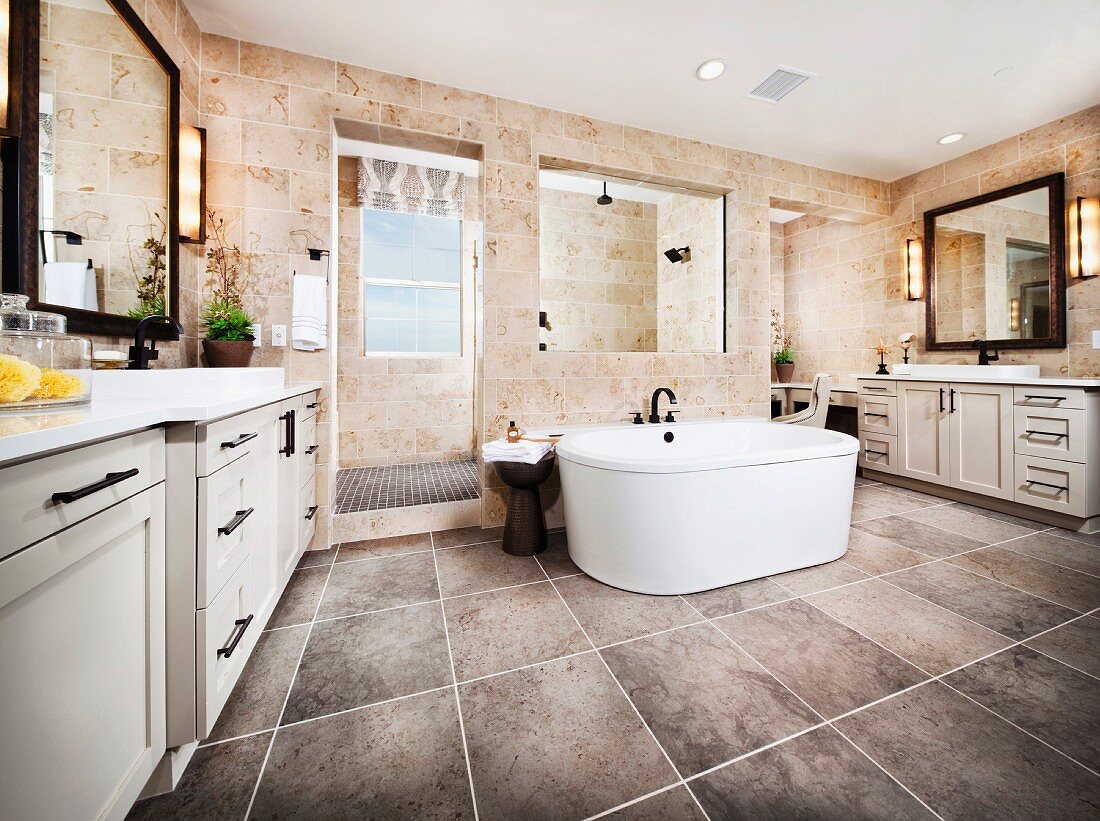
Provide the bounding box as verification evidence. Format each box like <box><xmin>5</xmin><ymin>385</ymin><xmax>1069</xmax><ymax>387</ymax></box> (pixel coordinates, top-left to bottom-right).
<box><xmin>52</xmin><ymin>468</ymin><xmax>139</xmax><ymax>504</ymax></box>
<box><xmin>221</xmin><ymin>432</ymin><xmax>258</xmax><ymax>449</ymax></box>
<box><xmin>218</xmin><ymin>507</ymin><xmax>254</xmax><ymax>536</ymax></box>
<box><xmin>864</xmin><ymin>449</ymin><xmax>889</xmax><ymax>457</ymax></box>
<box><xmin>217</xmin><ymin>614</ymin><xmax>254</xmax><ymax>658</ymax></box>
<box><xmin>306</xmin><ymin>401</ymin><xmax>319</xmax><ymax>409</ymax></box>
<box><xmin>1024</xmin><ymin>430</ymin><xmax>1068</xmax><ymax>439</ymax></box>
<box><xmin>1023</xmin><ymin>395</ymin><xmax>1064</xmax><ymax>402</ymax></box>
<box><xmin>279</xmin><ymin>410</ymin><xmax>295</xmax><ymax>457</ymax></box>
<box><xmin>939</xmin><ymin>387</ymin><xmax>945</xmax><ymax>413</ymax></box>
<box><xmin>305</xmin><ymin>444</ymin><xmax>319</xmax><ymax>455</ymax></box>
<box><xmin>304</xmin><ymin>505</ymin><xmax>318</xmax><ymax>521</ymax></box>
<box><xmin>863</xmin><ymin>412</ymin><xmax>888</xmax><ymax>418</ymax></box>
<box><xmin>1025</xmin><ymin>479</ymin><xmax>1068</xmax><ymax>492</ymax></box>
<box><xmin>863</xmin><ymin>386</ymin><xmax>888</xmax><ymax>391</ymax></box>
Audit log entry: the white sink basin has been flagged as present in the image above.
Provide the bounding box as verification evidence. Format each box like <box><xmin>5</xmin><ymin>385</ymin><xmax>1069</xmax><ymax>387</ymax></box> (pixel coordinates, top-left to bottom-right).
<box><xmin>93</xmin><ymin>367</ymin><xmax>286</xmax><ymax>399</ymax></box>
<box><xmin>899</xmin><ymin>364</ymin><xmax>1041</xmax><ymax>381</ymax></box>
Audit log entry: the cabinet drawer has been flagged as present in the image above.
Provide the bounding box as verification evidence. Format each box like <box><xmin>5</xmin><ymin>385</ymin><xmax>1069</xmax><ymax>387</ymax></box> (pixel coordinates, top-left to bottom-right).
<box><xmin>197</xmin><ymin>452</ymin><xmax>258</xmax><ymax>608</ymax></box>
<box><xmin>858</xmin><ymin>432</ymin><xmax>898</xmax><ymax>475</ymax></box>
<box><xmin>1014</xmin><ymin>455</ymin><xmax>1087</xmax><ymax>518</ymax></box>
<box><xmin>1013</xmin><ymin>387</ymin><xmax>1085</xmax><ymax>410</ymax></box>
<box><xmin>196</xmin><ymin>553</ymin><xmax>257</xmax><ymax>740</ymax></box>
<box><xmin>0</xmin><ymin>428</ymin><xmax>163</xmax><ymax>560</ymax></box>
<box><xmin>1013</xmin><ymin>406</ymin><xmax>1086</xmax><ymax>463</ymax></box>
<box><xmin>858</xmin><ymin>395</ymin><xmax>897</xmax><ymax>435</ymax></box>
<box><xmin>299</xmin><ymin>412</ymin><xmax>318</xmax><ymax>488</ymax></box>
<box><xmin>858</xmin><ymin>380</ymin><xmax>896</xmax><ymax>397</ymax></box>
<box><xmin>299</xmin><ymin>480</ymin><xmax>318</xmax><ymax>552</ymax></box>
<box><xmin>197</xmin><ymin>407</ymin><xmax>267</xmax><ymax>478</ymax></box>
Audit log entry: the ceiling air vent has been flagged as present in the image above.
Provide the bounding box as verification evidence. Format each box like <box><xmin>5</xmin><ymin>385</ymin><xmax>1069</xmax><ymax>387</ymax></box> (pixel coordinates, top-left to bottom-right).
<box><xmin>746</xmin><ymin>67</ymin><xmax>814</xmax><ymax>103</ymax></box>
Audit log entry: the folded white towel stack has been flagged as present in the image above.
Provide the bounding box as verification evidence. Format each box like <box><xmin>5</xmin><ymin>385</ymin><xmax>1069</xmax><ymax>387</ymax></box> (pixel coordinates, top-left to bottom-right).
<box><xmin>291</xmin><ymin>273</ymin><xmax>327</xmax><ymax>351</ymax></box>
<box><xmin>43</xmin><ymin>261</ymin><xmax>97</xmax><ymax>311</ymax></box>
<box><xmin>481</xmin><ymin>438</ymin><xmax>553</xmax><ymax>465</ymax></box>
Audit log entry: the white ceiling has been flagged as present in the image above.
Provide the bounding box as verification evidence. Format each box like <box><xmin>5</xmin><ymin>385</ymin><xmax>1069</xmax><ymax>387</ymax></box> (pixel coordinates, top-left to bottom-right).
<box><xmin>188</xmin><ymin>0</ymin><xmax>1100</xmax><ymax>181</ymax></box>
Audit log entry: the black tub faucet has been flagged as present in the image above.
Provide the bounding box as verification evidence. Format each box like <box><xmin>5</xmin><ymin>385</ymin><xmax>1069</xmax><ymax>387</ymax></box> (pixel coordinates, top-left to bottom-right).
<box><xmin>649</xmin><ymin>387</ymin><xmax>678</xmax><ymax>423</ymax></box>
<box><xmin>128</xmin><ymin>315</ymin><xmax>185</xmax><ymax>369</ymax></box>
<box><xmin>972</xmin><ymin>339</ymin><xmax>1000</xmax><ymax>366</ymax></box>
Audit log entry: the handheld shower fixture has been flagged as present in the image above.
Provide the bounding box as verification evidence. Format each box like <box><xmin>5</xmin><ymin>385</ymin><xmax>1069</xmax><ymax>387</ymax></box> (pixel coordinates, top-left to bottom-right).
<box><xmin>596</xmin><ymin>182</ymin><xmax>613</xmax><ymax>206</ymax></box>
<box><xmin>664</xmin><ymin>246</ymin><xmax>691</xmax><ymax>263</ymax></box>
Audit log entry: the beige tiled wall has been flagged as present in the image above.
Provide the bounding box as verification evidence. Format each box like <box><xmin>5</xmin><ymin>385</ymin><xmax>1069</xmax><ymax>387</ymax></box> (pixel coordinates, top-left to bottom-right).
<box><xmin>656</xmin><ymin>193</ymin><xmax>723</xmax><ymax>352</ymax></box>
<box><xmin>782</xmin><ymin>104</ymin><xmax>1099</xmax><ymax>383</ymax></box>
<box><xmin>539</xmin><ymin>191</ymin><xmax>657</xmax><ymax>352</ymax></box>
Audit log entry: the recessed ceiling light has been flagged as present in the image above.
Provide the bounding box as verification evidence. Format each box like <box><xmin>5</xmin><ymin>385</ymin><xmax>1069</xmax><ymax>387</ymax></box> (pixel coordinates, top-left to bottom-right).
<box><xmin>695</xmin><ymin>59</ymin><xmax>725</xmax><ymax>81</ymax></box>
<box><xmin>938</xmin><ymin>132</ymin><xmax>966</xmax><ymax>145</ymax></box>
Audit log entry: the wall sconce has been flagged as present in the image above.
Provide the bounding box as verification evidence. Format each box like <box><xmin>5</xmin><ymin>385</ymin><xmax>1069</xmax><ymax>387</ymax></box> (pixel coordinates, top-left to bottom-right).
<box><xmin>179</xmin><ymin>124</ymin><xmax>206</xmax><ymax>244</ymax></box>
<box><xmin>0</xmin><ymin>0</ymin><xmax>10</xmax><ymax>133</ymax></box>
<box><xmin>1009</xmin><ymin>298</ymin><xmax>1021</xmax><ymax>332</ymax></box>
<box><xmin>905</xmin><ymin>238</ymin><xmax>923</xmax><ymax>300</ymax></box>
<box><xmin>1068</xmin><ymin>196</ymin><xmax>1099</xmax><ymax>279</ymax></box>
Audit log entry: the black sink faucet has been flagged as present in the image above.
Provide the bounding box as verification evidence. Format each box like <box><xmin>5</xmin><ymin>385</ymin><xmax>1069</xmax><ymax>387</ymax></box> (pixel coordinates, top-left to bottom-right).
<box><xmin>128</xmin><ymin>314</ymin><xmax>185</xmax><ymax>369</ymax></box>
<box><xmin>972</xmin><ymin>338</ymin><xmax>1000</xmax><ymax>366</ymax></box>
<box><xmin>649</xmin><ymin>387</ymin><xmax>678</xmax><ymax>423</ymax></box>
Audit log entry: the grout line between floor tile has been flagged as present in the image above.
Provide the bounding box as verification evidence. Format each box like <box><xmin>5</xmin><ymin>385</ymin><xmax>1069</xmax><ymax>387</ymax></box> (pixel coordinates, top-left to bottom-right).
<box><xmin>243</xmin><ymin>544</ymin><xmax>342</xmax><ymax>820</ymax></box>
<box><xmin>429</xmin><ymin>530</ymin><xmax>481</xmax><ymax>821</ymax></box>
<box><xmin>536</xmin><ymin>559</ymin><xmax>713</xmax><ymax>821</ymax></box>
<box><xmin>993</xmin><ymin>537</ymin><xmax>1100</xmax><ymax>580</ymax></box>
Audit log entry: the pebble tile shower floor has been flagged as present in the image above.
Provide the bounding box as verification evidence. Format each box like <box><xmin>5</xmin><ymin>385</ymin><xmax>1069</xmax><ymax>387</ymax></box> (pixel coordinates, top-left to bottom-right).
<box><xmin>333</xmin><ymin>458</ymin><xmax>480</xmax><ymax>513</ymax></box>
<box><xmin>130</xmin><ymin>478</ymin><xmax>1100</xmax><ymax>820</ymax></box>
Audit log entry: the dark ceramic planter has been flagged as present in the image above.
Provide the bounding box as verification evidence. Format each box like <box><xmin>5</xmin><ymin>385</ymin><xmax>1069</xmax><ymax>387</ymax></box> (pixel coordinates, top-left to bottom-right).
<box><xmin>775</xmin><ymin>362</ymin><xmax>796</xmax><ymax>383</ymax></box>
<box><xmin>202</xmin><ymin>339</ymin><xmax>254</xmax><ymax>368</ymax></box>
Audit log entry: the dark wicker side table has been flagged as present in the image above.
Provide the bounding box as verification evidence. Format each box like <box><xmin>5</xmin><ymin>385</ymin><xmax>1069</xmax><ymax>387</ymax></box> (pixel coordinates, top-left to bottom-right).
<box><xmin>492</xmin><ymin>452</ymin><xmax>556</xmax><ymax>556</ymax></box>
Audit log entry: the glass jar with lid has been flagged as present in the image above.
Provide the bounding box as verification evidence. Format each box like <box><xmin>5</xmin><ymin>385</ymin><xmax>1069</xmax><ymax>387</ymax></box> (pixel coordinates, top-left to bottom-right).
<box><xmin>0</xmin><ymin>294</ymin><xmax>93</xmax><ymax>410</ymax></box>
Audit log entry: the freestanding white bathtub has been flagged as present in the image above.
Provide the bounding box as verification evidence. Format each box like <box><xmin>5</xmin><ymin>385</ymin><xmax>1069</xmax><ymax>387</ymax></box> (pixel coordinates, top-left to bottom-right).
<box><xmin>556</xmin><ymin>421</ymin><xmax>858</xmax><ymax>595</ymax></box>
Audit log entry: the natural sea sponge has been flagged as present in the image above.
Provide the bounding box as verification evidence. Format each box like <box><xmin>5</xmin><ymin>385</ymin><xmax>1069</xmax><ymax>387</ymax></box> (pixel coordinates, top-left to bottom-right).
<box><xmin>0</xmin><ymin>353</ymin><xmax>42</xmax><ymax>403</ymax></box>
<box><xmin>30</xmin><ymin>368</ymin><xmax>85</xmax><ymax>400</ymax></box>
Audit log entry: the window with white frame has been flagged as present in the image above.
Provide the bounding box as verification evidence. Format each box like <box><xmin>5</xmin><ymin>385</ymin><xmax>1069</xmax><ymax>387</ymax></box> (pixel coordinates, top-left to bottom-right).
<box><xmin>361</xmin><ymin>209</ymin><xmax>461</xmax><ymax>355</ymax></box>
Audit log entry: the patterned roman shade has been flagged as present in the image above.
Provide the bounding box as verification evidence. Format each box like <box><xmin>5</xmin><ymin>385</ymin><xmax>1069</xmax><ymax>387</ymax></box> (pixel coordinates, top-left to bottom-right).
<box><xmin>357</xmin><ymin>158</ymin><xmax>466</xmax><ymax>219</ymax></box>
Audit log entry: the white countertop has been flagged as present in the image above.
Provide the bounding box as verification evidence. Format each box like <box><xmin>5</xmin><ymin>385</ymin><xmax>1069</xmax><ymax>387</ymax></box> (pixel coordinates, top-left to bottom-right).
<box><xmin>852</xmin><ymin>373</ymin><xmax>1100</xmax><ymax>388</ymax></box>
<box><xmin>0</xmin><ymin>368</ymin><xmax>322</xmax><ymax>464</ymax></box>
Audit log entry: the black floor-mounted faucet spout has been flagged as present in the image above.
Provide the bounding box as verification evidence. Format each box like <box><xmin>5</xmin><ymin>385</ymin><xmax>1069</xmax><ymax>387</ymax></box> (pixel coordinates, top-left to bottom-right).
<box><xmin>649</xmin><ymin>387</ymin><xmax>678</xmax><ymax>423</ymax></box>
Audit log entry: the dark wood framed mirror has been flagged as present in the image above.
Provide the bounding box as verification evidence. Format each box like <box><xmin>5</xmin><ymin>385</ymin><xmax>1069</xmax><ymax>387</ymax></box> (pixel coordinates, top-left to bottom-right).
<box><xmin>2</xmin><ymin>0</ymin><xmax>180</xmax><ymax>340</ymax></box>
<box><xmin>924</xmin><ymin>172</ymin><xmax>1065</xmax><ymax>351</ymax></box>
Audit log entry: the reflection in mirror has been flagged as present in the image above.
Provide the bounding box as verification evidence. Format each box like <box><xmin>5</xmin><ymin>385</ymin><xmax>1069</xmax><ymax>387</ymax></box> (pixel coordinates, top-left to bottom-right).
<box><xmin>932</xmin><ymin>187</ymin><xmax>1052</xmax><ymax>344</ymax></box>
<box><xmin>38</xmin><ymin>0</ymin><xmax>170</xmax><ymax>318</ymax></box>
<box><xmin>538</xmin><ymin>168</ymin><xmax>725</xmax><ymax>353</ymax></box>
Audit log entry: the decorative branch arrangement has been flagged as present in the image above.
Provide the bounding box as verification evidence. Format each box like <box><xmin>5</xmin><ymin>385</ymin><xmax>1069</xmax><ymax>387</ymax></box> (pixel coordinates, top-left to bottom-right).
<box><xmin>126</xmin><ymin>211</ymin><xmax>167</xmax><ymax>319</ymax></box>
<box><xmin>770</xmin><ymin>309</ymin><xmax>794</xmax><ymax>365</ymax></box>
<box><xmin>200</xmin><ymin>209</ymin><xmax>257</xmax><ymax>365</ymax></box>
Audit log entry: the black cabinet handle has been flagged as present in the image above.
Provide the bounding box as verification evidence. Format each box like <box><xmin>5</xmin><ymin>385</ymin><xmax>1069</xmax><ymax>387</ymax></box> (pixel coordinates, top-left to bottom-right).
<box><xmin>1023</xmin><ymin>394</ymin><xmax>1064</xmax><ymax>402</ymax></box>
<box><xmin>304</xmin><ymin>505</ymin><xmax>318</xmax><ymax>520</ymax></box>
<box><xmin>305</xmin><ymin>444</ymin><xmax>319</xmax><ymax>455</ymax></box>
<box><xmin>217</xmin><ymin>614</ymin><xmax>254</xmax><ymax>658</ymax></box>
<box><xmin>279</xmin><ymin>410</ymin><xmax>296</xmax><ymax>457</ymax></box>
<box><xmin>218</xmin><ymin>507</ymin><xmax>254</xmax><ymax>536</ymax></box>
<box><xmin>939</xmin><ymin>388</ymin><xmax>945</xmax><ymax>413</ymax></box>
<box><xmin>864</xmin><ymin>449</ymin><xmax>889</xmax><ymax>457</ymax></box>
<box><xmin>1024</xmin><ymin>430</ymin><xmax>1068</xmax><ymax>439</ymax></box>
<box><xmin>52</xmin><ymin>468</ymin><xmax>139</xmax><ymax>504</ymax></box>
<box><xmin>863</xmin><ymin>386</ymin><xmax>888</xmax><ymax>391</ymax></box>
<box><xmin>1025</xmin><ymin>479</ymin><xmax>1068</xmax><ymax>492</ymax></box>
<box><xmin>221</xmin><ymin>432</ymin><xmax>258</xmax><ymax>449</ymax></box>
<box><xmin>949</xmin><ymin>388</ymin><xmax>956</xmax><ymax>413</ymax></box>
<box><xmin>306</xmin><ymin>401</ymin><xmax>319</xmax><ymax>409</ymax></box>
<box><xmin>863</xmin><ymin>412</ymin><xmax>888</xmax><ymax>418</ymax></box>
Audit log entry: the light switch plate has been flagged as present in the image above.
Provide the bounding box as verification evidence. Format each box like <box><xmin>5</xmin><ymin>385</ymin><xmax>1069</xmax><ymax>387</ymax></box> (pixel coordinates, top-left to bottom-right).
<box><xmin>271</xmin><ymin>324</ymin><xmax>287</xmax><ymax>347</ymax></box>
<box><xmin>1093</xmin><ymin>329</ymin><xmax>1100</xmax><ymax>349</ymax></box>
<box><xmin>251</xmin><ymin>324</ymin><xmax>262</xmax><ymax>347</ymax></box>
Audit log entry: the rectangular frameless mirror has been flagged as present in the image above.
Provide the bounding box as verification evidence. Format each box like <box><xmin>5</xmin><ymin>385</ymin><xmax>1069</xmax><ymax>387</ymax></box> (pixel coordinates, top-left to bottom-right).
<box><xmin>924</xmin><ymin>173</ymin><xmax>1065</xmax><ymax>350</ymax></box>
<box><xmin>538</xmin><ymin>166</ymin><xmax>725</xmax><ymax>353</ymax></box>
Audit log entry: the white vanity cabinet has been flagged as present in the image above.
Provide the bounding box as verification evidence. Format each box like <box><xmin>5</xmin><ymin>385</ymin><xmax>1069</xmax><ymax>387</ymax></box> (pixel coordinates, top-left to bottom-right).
<box><xmin>0</xmin><ymin>430</ymin><xmax>167</xmax><ymax>821</ymax></box>
<box><xmin>859</xmin><ymin>376</ymin><xmax>1099</xmax><ymax>530</ymax></box>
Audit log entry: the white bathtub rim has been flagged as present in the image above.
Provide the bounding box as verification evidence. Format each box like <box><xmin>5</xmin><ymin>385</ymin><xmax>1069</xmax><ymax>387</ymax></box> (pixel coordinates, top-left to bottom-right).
<box><xmin>556</xmin><ymin>425</ymin><xmax>858</xmax><ymax>473</ymax></box>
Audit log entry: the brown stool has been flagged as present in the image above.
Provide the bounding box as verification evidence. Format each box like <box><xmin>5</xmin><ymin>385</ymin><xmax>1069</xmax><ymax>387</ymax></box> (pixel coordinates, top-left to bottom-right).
<box><xmin>493</xmin><ymin>453</ymin><xmax>556</xmax><ymax>556</ymax></box>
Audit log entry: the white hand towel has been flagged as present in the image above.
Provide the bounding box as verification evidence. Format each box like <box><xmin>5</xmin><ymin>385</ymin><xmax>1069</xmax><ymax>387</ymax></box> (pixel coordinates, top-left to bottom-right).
<box><xmin>292</xmin><ymin>273</ymin><xmax>327</xmax><ymax>351</ymax></box>
<box><xmin>43</xmin><ymin>261</ymin><xmax>98</xmax><ymax>311</ymax></box>
<box><xmin>481</xmin><ymin>438</ymin><xmax>553</xmax><ymax>465</ymax></box>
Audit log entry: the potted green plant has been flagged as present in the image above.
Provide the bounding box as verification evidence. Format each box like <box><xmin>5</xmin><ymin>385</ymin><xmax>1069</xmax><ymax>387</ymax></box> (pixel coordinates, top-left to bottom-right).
<box><xmin>771</xmin><ymin>309</ymin><xmax>796</xmax><ymax>383</ymax></box>
<box><xmin>201</xmin><ymin>210</ymin><xmax>256</xmax><ymax>368</ymax></box>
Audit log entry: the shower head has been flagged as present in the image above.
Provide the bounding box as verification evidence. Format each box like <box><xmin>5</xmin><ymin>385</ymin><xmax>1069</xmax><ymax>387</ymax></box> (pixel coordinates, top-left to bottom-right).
<box><xmin>596</xmin><ymin>182</ymin><xmax>613</xmax><ymax>206</ymax></box>
<box><xmin>664</xmin><ymin>246</ymin><xmax>691</xmax><ymax>263</ymax></box>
